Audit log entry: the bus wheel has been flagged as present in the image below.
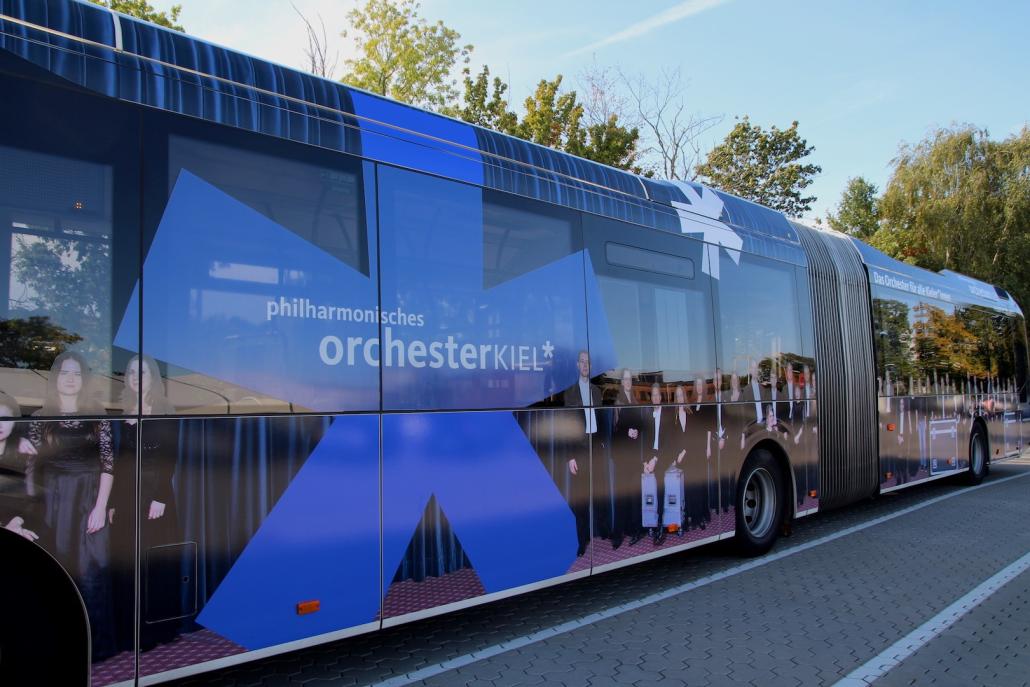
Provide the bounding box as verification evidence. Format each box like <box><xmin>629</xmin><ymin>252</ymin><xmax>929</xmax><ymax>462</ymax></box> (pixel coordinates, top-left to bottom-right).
<box><xmin>966</xmin><ymin>425</ymin><xmax>988</xmax><ymax>485</ymax></box>
<box><xmin>735</xmin><ymin>448</ymin><xmax>785</xmax><ymax>556</ymax></box>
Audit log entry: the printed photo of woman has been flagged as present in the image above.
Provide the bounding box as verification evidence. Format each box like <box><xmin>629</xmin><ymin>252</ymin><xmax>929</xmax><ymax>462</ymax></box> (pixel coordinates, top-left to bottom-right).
<box><xmin>25</xmin><ymin>351</ymin><xmax>115</xmax><ymax>660</ymax></box>
<box><xmin>109</xmin><ymin>354</ymin><xmax>182</xmax><ymax>651</ymax></box>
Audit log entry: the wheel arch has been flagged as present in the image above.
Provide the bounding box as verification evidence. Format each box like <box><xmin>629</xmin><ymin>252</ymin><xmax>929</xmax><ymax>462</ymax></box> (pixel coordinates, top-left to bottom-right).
<box><xmin>0</xmin><ymin>529</ymin><xmax>91</xmax><ymax>685</ymax></box>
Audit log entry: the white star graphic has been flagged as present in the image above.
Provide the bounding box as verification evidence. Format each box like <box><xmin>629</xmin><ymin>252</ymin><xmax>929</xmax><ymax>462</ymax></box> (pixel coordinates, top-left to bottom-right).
<box><xmin>541</xmin><ymin>340</ymin><xmax>555</xmax><ymax>359</ymax></box>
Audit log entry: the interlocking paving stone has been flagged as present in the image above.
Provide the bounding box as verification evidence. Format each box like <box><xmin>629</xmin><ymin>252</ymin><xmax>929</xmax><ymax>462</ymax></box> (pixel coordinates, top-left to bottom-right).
<box><xmin>874</xmin><ymin>566</ymin><xmax>1030</xmax><ymax>687</ymax></box>
<box><xmin>168</xmin><ymin>462</ymin><xmax>1030</xmax><ymax>687</ymax></box>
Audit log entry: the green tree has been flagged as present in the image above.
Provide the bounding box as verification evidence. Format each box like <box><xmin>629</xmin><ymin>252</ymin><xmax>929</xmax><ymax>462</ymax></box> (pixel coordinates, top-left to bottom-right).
<box><xmin>0</xmin><ymin>317</ymin><xmax>83</xmax><ymax>370</ymax></box>
<box><xmin>88</xmin><ymin>0</ymin><xmax>184</xmax><ymax>31</ymax></box>
<box><xmin>11</xmin><ymin>236</ymin><xmax>112</xmax><ymax>370</ymax></box>
<box><xmin>514</xmin><ymin>75</ymin><xmax>586</xmax><ymax>152</ymax></box>
<box><xmin>446</xmin><ymin>65</ymin><xmax>518</xmax><ymax>133</ymax></box>
<box><xmin>827</xmin><ymin>176</ymin><xmax>880</xmax><ymax>239</ymax></box>
<box><xmin>342</xmin><ymin>0</ymin><xmax>471</xmax><ymax>111</ymax></box>
<box><xmin>506</xmin><ymin>75</ymin><xmax>640</xmax><ymax>171</ymax></box>
<box><xmin>580</xmin><ymin>114</ymin><xmax>641</xmax><ymax>171</ymax></box>
<box><xmin>873</xmin><ymin>125</ymin><xmax>1030</xmax><ymax>309</ymax></box>
<box><xmin>695</xmin><ymin>117</ymin><xmax>822</xmax><ymax>216</ymax></box>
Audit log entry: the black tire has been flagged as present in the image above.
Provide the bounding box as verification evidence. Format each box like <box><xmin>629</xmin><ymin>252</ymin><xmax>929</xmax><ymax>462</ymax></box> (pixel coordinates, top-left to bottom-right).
<box><xmin>734</xmin><ymin>448</ymin><xmax>786</xmax><ymax>556</ymax></box>
<box><xmin>966</xmin><ymin>424</ymin><xmax>988</xmax><ymax>485</ymax></box>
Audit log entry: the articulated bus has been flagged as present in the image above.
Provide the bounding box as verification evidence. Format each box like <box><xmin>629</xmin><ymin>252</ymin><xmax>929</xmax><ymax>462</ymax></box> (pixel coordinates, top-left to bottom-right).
<box><xmin>0</xmin><ymin>2</ymin><xmax>1026</xmax><ymax>685</ymax></box>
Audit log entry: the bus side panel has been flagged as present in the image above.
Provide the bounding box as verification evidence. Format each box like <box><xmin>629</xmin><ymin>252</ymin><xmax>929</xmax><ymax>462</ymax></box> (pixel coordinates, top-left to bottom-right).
<box><xmin>594</xmin><ymin>403</ymin><xmax>729</xmax><ymax>568</ymax></box>
<box><xmin>380</xmin><ymin>409</ymin><xmax>585</xmax><ymax>618</ymax></box>
<box><xmin>0</xmin><ymin>62</ymin><xmax>141</xmax><ymax>686</ymax></box>
<box><xmin>137</xmin><ymin>414</ymin><xmax>382</xmax><ymax>681</ymax></box>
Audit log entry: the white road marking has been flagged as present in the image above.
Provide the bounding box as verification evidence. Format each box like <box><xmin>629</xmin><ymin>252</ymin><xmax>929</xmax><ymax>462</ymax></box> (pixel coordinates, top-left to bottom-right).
<box><xmin>372</xmin><ymin>470</ymin><xmax>1030</xmax><ymax>687</ymax></box>
<box><xmin>834</xmin><ymin>549</ymin><xmax>1030</xmax><ymax>687</ymax></box>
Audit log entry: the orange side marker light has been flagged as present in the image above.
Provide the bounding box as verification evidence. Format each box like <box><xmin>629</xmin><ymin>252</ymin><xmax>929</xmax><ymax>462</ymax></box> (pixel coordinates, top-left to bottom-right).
<box><xmin>886</xmin><ymin>423</ymin><xmax>896</xmax><ymax>432</ymax></box>
<box><xmin>808</xmin><ymin>490</ymin><xmax>817</xmax><ymax>498</ymax></box>
<box><xmin>296</xmin><ymin>600</ymin><xmax>321</xmax><ymax>615</ymax></box>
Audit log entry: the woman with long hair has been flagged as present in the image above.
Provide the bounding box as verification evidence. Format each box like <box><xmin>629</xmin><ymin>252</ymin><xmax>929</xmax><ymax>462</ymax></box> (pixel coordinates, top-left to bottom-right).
<box><xmin>27</xmin><ymin>350</ymin><xmax>115</xmax><ymax>660</ymax></box>
<box><xmin>110</xmin><ymin>354</ymin><xmax>181</xmax><ymax>651</ymax></box>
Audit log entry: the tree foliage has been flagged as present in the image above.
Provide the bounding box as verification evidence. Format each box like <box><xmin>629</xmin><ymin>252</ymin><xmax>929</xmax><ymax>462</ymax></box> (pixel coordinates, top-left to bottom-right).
<box><xmin>446</xmin><ymin>65</ymin><xmax>518</xmax><ymax>133</ymax></box>
<box><xmin>873</xmin><ymin>125</ymin><xmax>1030</xmax><ymax>310</ymax></box>
<box><xmin>11</xmin><ymin>236</ymin><xmax>111</xmax><ymax>370</ymax></box>
<box><xmin>0</xmin><ymin>317</ymin><xmax>83</xmax><ymax>370</ymax></box>
<box><xmin>88</xmin><ymin>0</ymin><xmax>183</xmax><ymax>31</ymax></box>
<box><xmin>827</xmin><ymin>176</ymin><xmax>880</xmax><ymax>239</ymax></box>
<box><xmin>448</xmin><ymin>70</ymin><xmax>642</xmax><ymax>171</ymax></box>
<box><xmin>695</xmin><ymin>117</ymin><xmax>821</xmax><ymax>216</ymax></box>
<box><xmin>342</xmin><ymin>0</ymin><xmax>471</xmax><ymax>111</ymax></box>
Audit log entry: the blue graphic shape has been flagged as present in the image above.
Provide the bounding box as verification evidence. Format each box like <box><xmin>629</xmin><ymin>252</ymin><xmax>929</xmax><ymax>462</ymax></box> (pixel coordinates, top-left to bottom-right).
<box><xmin>195</xmin><ymin>415</ymin><xmax>380</xmax><ymax>650</ymax></box>
<box><xmin>114</xmin><ymin>170</ymin><xmax>379</xmax><ymax>411</ymax></box>
<box><xmin>350</xmin><ymin>91</ymin><xmax>484</xmax><ymax>187</ymax></box>
<box><xmin>377</xmin><ymin>165</ymin><xmax>617</xmax><ymax>410</ymax></box>
<box><xmin>382</xmin><ymin>412</ymin><xmax>578</xmax><ymax>594</ymax></box>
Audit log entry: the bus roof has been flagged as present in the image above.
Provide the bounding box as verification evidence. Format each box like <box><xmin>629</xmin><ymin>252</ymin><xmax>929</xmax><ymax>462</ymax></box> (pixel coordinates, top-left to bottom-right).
<box><xmin>0</xmin><ymin>0</ymin><xmax>806</xmax><ymax>266</ymax></box>
<box><xmin>792</xmin><ymin>221</ymin><xmax>1022</xmax><ymax>316</ymax></box>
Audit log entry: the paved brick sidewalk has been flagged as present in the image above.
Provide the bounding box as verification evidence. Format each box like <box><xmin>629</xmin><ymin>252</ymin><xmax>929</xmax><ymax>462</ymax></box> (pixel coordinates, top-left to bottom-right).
<box><xmin>873</xmin><ymin>568</ymin><xmax>1030</xmax><ymax>687</ymax></box>
<box><xmin>169</xmin><ymin>463</ymin><xmax>1030</xmax><ymax>687</ymax></box>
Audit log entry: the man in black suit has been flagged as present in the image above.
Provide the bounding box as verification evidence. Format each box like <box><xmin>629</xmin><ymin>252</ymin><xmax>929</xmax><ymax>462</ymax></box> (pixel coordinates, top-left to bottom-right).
<box><xmin>641</xmin><ymin>383</ymin><xmax>672</xmax><ymax>545</ymax></box>
<box><xmin>562</xmin><ymin>350</ymin><xmax>607</xmax><ymax>556</ymax></box>
<box><xmin>612</xmin><ymin>368</ymin><xmax>643</xmax><ymax>548</ymax></box>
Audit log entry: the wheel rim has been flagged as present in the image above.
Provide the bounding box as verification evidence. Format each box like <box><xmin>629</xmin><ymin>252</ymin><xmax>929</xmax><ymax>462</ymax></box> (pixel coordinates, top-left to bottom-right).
<box><xmin>742</xmin><ymin>467</ymin><xmax>776</xmax><ymax>539</ymax></box>
<box><xmin>971</xmin><ymin>435</ymin><xmax>984</xmax><ymax>474</ymax></box>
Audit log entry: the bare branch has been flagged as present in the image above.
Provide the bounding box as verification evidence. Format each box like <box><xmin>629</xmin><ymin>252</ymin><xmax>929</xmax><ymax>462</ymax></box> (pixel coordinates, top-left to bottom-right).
<box><xmin>292</xmin><ymin>2</ymin><xmax>339</xmax><ymax>79</ymax></box>
<box><xmin>618</xmin><ymin>66</ymin><xmax>722</xmax><ymax>180</ymax></box>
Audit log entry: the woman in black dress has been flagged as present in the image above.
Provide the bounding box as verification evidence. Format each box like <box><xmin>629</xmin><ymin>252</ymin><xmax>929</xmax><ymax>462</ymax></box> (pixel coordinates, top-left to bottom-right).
<box><xmin>110</xmin><ymin>353</ymin><xmax>181</xmax><ymax>651</ymax></box>
<box><xmin>27</xmin><ymin>351</ymin><xmax>115</xmax><ymax>660</ymax></box>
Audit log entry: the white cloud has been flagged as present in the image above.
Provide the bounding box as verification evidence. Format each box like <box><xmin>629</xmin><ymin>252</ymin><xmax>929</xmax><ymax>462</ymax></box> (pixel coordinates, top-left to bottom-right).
<box><xmin>565</xmin><ymin>0</ymin><xmax>731</xmax><ymax>57</ymax></box>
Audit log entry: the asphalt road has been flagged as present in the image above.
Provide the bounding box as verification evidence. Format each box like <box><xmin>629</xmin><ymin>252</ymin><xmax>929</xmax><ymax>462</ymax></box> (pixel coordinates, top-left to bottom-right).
<box><xmin>169</xmin><ymin>457</ymin><xmax>1030</xmax><ymax>687</ymax></box>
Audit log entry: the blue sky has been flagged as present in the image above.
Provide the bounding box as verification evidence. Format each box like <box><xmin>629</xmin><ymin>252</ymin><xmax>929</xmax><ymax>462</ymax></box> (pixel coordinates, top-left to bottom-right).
<box><xmin>155</xmin><ymin>0</ymin><xmax>1030</xmax><ymax>222</ymax></box>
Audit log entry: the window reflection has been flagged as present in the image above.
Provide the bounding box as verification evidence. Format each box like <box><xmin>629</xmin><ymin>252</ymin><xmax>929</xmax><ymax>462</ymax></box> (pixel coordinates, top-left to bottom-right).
<box><xmin>0</xmin><ymin>146</ymin><xmax>125</xmax><ymax>415</ymax></box>
<box><xmin>872</xmin><ymin>286</ymin><xmax>1022</xmax><ymax>398</ymax></box>
<box><xmin>716</xmin><ymin>252</ymin><xmax>810</xmax><ymax>398</ymax></box>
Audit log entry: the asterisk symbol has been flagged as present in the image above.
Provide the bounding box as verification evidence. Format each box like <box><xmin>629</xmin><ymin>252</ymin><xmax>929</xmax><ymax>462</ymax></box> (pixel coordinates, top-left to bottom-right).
<box><xmin>541</xmin><ymin>340</ymin><xmax>554</xmax><ymax>359</ymax></box>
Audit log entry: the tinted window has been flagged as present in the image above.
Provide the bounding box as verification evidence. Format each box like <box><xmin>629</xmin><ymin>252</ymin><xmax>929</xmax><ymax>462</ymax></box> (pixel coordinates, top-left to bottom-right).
<box><xmin>0</xmin><ymin>76</ymin><xmax>139</xmax><ymax>416</ymax></box>
<box><xmin>871</xmin><ymin>289</ymin><xmax>917</xmax><ymax>395</ymax></box>
<box><xmin>140</xmin><ymin>114</ymin><xmax>377</xmax><ymax>414</ymax></box>
<box><xmin>605</xmin><ymin>243</ymin><xmax>694</xmax><ymax>279</ymax></box>
<box><xmin>584</xmin><ymin>214</ymin><xmax>716</xmax><ymax>403</ymax></box>
<box><xmin>483</xmin><ymin>192</ymin><xmax>575</xmax><ymax>289</ymax></box>
<box><xmin>378</xmin><ymin>166</ymin><xmax>591</xmax><ymax>411</ymax></box>
<box><xmin>716</xmin><ymin>252</ymin><xmax>804</xmax><ymax>397</ymax></box>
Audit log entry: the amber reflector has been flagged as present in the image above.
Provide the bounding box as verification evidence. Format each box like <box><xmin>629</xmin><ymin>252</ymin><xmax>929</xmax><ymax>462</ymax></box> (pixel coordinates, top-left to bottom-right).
<box><xmin>296</xmin><ymin>600</ymin><xmax>321</xmax><ymax>615</ymax></box>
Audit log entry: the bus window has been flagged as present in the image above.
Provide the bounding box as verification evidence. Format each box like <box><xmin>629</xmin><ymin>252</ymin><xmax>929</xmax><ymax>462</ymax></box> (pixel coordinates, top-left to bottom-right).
<box><xmin>583</xmin><ymin>213</ymin><xmax>716</xmax><ymax>403</ymax></box>
<box><xmin>377</xmin><ymin>165</ymin><xmax>589</xmax><ymax>411</ymax></box>
<box><xmin>715</xmin><ymin>252</ymin><xmax>804</xmax><ymax>398</ymax></box>
<box><xmin>139</xmin><ymin>115</ymin><xmax>377</xmax><ymax>415</ymax></box>
<box><xmin>0</xmin><ymin>77</ymin><xmax>140</xmax><ymax>416</ymax></box>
